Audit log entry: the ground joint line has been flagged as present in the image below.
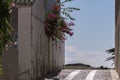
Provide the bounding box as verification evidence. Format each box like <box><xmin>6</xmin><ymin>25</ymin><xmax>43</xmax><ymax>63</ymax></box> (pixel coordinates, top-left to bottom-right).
<box><xmin>85</xmin><ymin>70</ymin><xmax>97</xmax><ymax>80</ymax></box>
<box><xmin>64</xmin><ymin>70</ymin><xmax>81</xmax><ymax>80</ymax></box>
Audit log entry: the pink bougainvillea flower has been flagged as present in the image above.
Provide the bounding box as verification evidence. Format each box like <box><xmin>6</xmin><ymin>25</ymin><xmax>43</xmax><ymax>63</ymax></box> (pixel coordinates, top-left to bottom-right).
<box><xmin>52</xmin><ymin>5</ymin><xmax>60</xmax><ymax>11</ymax></box>
<box><xmin>67</xmin><ymin>22</ymin><xmax>75</xmax><ymax>26</ymax></box>
<box><xmin>61</xmin><ymin>35</ymin><xmax>66</xmax><ymax>41</ymax></box>
<box><xmin>69</xmin><ymin>32</ymin><xmax>74</xmax><ymax>36</ymax></box>
<box><xmin>48</xmin><ymin>13</ymin><xmax>58</xmax><ymax>19</ymax></box>
<box><xmin>9</xmin><ymin>3</ymin><xmax>16</xmax><ymax>13</ymax></box>
<box><xmin>45</xmin><ymin>23</ymin><xmax>50</xmax><ymax>27</ymax></box>
<box><xmin>62</xmin><ymin>28</ymin><xmax>69</xmax><ymax>33</ymax></box>
<box><xmin>45</xmin><ymin>23</ymin><xmax>51</xmax><ymax>31</ymax></box>
<box><xmin>62</xmin><ymin>22</ymin><xmax>67</xmax><ymax>28</ymax></box>
<box><xmin>10</xmin><ymin>3</ymin><xmax>16</xmax><ymax>7</ymax></box>
<box><xmin>44</xmin><ymin>2</ymin><xmax>78</xmax><ymax>41</ymax></box>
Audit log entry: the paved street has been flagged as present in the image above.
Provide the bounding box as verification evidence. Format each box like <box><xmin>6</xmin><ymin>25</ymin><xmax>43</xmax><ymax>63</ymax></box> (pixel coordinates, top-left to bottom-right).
<box><xmin>45</xmin><ymin>69</ymin><xmax>119</xmax><ymax>80</ymax></box>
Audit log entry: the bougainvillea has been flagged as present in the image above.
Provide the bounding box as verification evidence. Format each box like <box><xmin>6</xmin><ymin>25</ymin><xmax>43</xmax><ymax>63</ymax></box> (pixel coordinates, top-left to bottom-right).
<box><xmin>45</xmin><ymin>0</ymin><xmax>80</xmax><ymax>42</ymax></box>
<box><xmin>0</xmin><ymin>0</ymin><xmax>15</xmax><ymax>54</ymax></box>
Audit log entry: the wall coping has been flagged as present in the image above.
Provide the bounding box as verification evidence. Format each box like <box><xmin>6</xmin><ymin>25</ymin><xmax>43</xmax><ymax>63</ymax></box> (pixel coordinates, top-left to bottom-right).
<box><xmin>13</xmin><ymin>0</ymin><xmax>35</xmax><ymax>6</ymax></box>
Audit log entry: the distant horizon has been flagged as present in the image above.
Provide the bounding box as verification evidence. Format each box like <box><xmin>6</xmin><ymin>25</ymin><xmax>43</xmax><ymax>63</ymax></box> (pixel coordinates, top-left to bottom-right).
<box><xmin>65</xmin><ymin>62</ymin><xmax>114</xmax><ymax>68</ymax></box>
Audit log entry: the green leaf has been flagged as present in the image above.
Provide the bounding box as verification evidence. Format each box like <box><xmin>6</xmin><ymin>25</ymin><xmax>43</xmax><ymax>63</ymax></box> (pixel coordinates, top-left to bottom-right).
<box><xmin>61</xmin><ymin>0</ymin><xmax>74</xmax><ymax>4</ymax></box>
<box><xmin>63</xmin><ymin>7</ymin><xmax>80</xmax><ymax>11</ymax></box>
<box><xmin>61</xmin><ymin>11</ymin><xmax>75</xmax><ymax>20</ymax></box>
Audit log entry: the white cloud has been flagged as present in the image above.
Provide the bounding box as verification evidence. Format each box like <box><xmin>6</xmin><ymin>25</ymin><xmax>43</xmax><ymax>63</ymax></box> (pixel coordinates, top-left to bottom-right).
<box><xmin>65</xmin><ymin>45</ymin><xmax>114</xmax><ymax>68</ymax></box>
<box><xmin>65</xmin><ymin>45</ymin><xmax>81</xmax><ymax>54</ymax></box>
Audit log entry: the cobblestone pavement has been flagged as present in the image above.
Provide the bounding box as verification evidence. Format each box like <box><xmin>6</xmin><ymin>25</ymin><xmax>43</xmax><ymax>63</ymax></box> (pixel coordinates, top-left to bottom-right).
<box><xmin>44</xmin><ymin>69</ymin><xmax>119</xmax><ymax>80</ymax></box>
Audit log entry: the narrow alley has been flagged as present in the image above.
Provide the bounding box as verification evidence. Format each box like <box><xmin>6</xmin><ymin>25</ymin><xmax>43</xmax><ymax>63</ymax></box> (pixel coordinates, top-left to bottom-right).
<box><xmin>45</xmin><ymin>69</ymin><xmax>119</xmax><ymax>80</ymax></box>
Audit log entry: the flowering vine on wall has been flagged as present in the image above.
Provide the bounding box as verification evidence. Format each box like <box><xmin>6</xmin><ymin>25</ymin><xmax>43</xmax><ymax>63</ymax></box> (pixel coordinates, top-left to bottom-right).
<box><xmin>45</xmin><ymin>0</ymin><xmax>80</xmax><ymax>41</ymax></box>
<box><xmin>0</xmin><ymin>0</ymin><xmax>15</xmax><ymax>54</ymax></box>
<box><xmin>0</xmin><ymin>0</ymin><xmax>80</xmax><ymax>55</ymax></box>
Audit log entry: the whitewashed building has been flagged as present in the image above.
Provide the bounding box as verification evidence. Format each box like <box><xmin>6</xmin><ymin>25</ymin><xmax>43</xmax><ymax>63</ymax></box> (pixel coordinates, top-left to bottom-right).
<box><xmin>3</xmin><ymin>0</ymin><xmax>65</xmax><ymax>80</ymax></box>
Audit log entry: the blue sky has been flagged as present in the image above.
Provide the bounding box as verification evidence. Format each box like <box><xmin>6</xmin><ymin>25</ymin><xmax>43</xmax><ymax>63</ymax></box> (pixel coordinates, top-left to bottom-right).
<box><xmin>65</xmin><ymin>0</ymin><xmax>115</xmax><ymax>67</ymax></box>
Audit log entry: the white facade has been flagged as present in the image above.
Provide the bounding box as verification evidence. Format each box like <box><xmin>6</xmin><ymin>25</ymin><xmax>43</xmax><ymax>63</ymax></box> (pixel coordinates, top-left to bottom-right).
<box><xmin>3</xmin><ymin>0</ymin><xmax>65</xmax><ymax>80</ymax></box>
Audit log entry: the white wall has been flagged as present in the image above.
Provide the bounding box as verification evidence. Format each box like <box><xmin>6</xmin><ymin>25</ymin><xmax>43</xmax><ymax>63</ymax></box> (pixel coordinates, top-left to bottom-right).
<box><xmin>3</xmin><ymin>0</ymin><xmax>65</xmax><ymax>80</ymax></box>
